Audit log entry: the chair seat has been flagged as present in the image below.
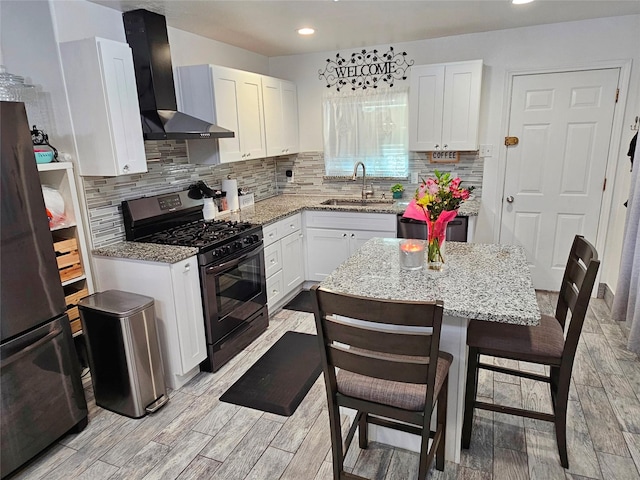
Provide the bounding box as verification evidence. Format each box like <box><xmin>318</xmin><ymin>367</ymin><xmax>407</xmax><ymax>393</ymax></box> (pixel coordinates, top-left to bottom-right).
<box><xmin>467</xmin><ymin>314</ymin><xmax>565</xmax><ymax>365</ymax></box>
<box><xmin>337</xmin><ymin>352</ymin><xmax>453</xmax><ymax>411</ymax></box>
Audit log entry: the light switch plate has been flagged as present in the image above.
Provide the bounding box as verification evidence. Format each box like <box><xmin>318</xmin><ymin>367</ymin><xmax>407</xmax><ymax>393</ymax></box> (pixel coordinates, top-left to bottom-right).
<box><xmin>480</xmin><ymin>144</ymin><xmax>494</xmax><ymax>157</ymax></box>
<box><xmin>410</xmin><ymin>172</ymin><xmax>419</xmax><ymax>184</ymax></box>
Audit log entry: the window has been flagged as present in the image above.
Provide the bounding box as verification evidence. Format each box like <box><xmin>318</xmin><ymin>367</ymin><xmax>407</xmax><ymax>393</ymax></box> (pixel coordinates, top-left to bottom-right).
<box><xmin>322</xmin><ymin>87</ymin><xmax>409</xmax><ymax>178</ymax></box>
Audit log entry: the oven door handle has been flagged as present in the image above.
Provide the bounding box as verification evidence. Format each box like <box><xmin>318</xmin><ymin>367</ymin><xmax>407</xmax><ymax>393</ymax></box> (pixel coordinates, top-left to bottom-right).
<box><xmin>206</xmin><ymin>242</ymin><xmax>263</xmax><ymax>274</ymax></box>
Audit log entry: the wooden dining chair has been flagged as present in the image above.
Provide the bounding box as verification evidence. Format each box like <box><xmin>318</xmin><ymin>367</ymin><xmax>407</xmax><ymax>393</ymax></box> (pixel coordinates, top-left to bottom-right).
<box><xmin>311</xmin><ymin>285</ymin><xmax>452</xmax><ymax>480</ymax></box>
<box><xmin>461</xmin><ymin>235</ymin><xmax>600</xmax><ymax>468</ymax></box>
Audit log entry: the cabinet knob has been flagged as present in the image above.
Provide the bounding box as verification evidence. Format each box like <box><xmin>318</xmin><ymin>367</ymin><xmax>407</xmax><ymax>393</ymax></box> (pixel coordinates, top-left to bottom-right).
<box><xmin>351</xmin><ymin>233</ymin><xmax>355</xmax><ymax>238</ymax></box>
<box><xmin>122</xmin><ymin>164</ymin><xmax>130</xmax><ymax>173</ymax></box>
<box><xmin>246</xmin><ymin>152</ymin><xmax>251</xmax><ymax>158</ymax></box>
<box><xmin>434</xmin><ymin>144</ymin><xmax>439</xmax><ymax>150</ymax></box>
<box><xmin>443</xmin><ymin>144</ymin><xmax>448</xmax><ymax>150</ymax></box>
<box><xmin>270</xmin><ymin>259</ymin><xmax>276</xmax><ymax>264</ymax></box>
<box><xmin>184</xmin><ymin>263</ymin><xmax>190</xmax><ymax>272</ymax></box>
<box><xmin>343</xmin><ymin>233</ymin><xmax>347</xmax><ymax>237</ymax></box>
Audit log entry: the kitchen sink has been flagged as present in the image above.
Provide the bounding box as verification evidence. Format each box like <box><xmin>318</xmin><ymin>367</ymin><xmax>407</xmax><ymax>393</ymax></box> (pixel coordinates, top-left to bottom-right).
<box><xmin>321</xmin><ymin>199</ymin><xmax>396</xmax><ymax>207</ymax></box>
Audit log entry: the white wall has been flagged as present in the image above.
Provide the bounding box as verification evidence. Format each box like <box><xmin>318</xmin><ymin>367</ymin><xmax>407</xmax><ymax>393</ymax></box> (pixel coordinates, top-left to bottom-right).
<box><xmin>269</xmin><ymin>15</ymin><xmax>640</xmax><ymax>292</ymax></box>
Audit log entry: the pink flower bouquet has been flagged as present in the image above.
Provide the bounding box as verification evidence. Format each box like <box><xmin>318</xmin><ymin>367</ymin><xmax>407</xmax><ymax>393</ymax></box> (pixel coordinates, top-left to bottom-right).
<box><xmin>402</xmin><ymin>170</ymin><xmax>474</xmax><ymax>268</ymax></box>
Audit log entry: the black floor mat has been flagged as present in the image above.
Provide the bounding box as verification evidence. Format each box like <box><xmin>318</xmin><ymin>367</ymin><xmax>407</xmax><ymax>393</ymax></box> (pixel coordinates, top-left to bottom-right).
<box><xmin>283</xmin><ymin>290</ymin><xmax>314</xmax><ymax>313</ymax></box>
<box><xmin>219</xmin><ymin>331</ymin><xmax>322</xmax><ymax>416</ymax></box>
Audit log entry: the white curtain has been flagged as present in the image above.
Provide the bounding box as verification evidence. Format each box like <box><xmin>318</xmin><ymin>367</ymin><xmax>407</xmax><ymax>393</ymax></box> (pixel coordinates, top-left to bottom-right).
<box><xmin>612</xmin><ymin>136</ymin><xmax>640</xmax><ymax>354</ymax></box>
<box><xmin>322</xmin><ymin>87</ymin><xmax>408</xmax><ymax>178</ymax></box>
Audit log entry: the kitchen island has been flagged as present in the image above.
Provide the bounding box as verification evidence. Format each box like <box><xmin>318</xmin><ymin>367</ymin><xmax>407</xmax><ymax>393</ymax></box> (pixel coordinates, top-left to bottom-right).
<box><xmin>318</xmin><ymin>237</ymin><xmax>540</xmax><ymax>463</ymax></box>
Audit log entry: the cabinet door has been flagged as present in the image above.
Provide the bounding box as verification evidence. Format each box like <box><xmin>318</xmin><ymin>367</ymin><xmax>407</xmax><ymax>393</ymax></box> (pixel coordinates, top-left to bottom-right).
<box><xmin>281</xmin><ymin>80</ymin><xmax>299</xmax><ymax>155</ymax></box>
<box><xmin>305</xmin><ymin>228</ymin><xmax>351</xmax><ymax>281</ymax></box>
<box><xmin>212</xmin><ymin>66</ymin><xmax>244</xmax><ymax>162</ymax></box>
<box><xmin>282</xmin><ymin>231</ymin><xmax>304</xmax><ymax>292</ymax></box>
<box><xmin>349</xmin><ymin>230</ymin><xmax>387</xmax><ymax>255</ymax></box>
<box><xmin>169</xmin><ymin>258</ymin><xmax>207</xmax><ymax>373</ymax></box>
<box><xmin>238</xmin><ymin>72</ymin><xmax>266</xmax><ymax>160</ymax></box>
<box><xmin>409</xmin><ymin>64</ymin><xmax>445</xmax><ymax>151</ymax></box>
<box><xmin>262</xmin><ymin>76</ymin><xmax>284</xmax><ymax>157</ymax></box>
<box><xmin>97</xmin><ymin>39</ymin><xmax>147</xmax><ymax>175</ymax></box>
<box><xmin>441</xmin><ymin>60</ymin><xmax>483</xmax><ymax>151</ymax></box>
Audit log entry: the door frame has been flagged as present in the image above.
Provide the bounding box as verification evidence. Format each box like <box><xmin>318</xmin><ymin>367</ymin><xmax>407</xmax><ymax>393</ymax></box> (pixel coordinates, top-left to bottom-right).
<box><xmin>494</xmin><ymin>59</ymin><xmax>632</xmax><ymax>287</ymax></box>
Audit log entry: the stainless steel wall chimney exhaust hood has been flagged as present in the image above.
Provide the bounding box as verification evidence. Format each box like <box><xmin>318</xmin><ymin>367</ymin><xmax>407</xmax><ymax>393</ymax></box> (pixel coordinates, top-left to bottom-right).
<box><xmin>123</xmin><ymin>9</ymin><xmax>234</xmax><ymax>141</ymax></box>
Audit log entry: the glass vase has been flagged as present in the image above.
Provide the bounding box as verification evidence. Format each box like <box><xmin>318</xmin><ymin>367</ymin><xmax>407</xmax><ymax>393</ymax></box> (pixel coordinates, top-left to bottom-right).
<box><xmin>426</xmin><ymin>219</ymin><xmax>449</xmax><ymax>271</ymax></box>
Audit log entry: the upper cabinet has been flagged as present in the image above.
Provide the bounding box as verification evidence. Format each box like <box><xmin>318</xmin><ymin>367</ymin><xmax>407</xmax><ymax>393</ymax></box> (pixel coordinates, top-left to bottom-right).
<box><xmin>409</xmin><ymin>60</ymin><xmax>483</xmax><ymax>152</ymax></box>
<box><xmin>177</xmin><ymin>65</ymin><xmax>266</xmax><ymax>163</ymax></box>
<box><xmin>60</xmin><ymin>37</ymin><xmax>147</xmax><ymax>176</ymax></box>
<box><xmin>262</xmin><ymin>77</ymin><xmax>299</xmax><ymax>157</ymax></box>
<box><xmin>177</xmin><ymin>65</ymin><xmax>298</xmax><ymax>164</ymax></box>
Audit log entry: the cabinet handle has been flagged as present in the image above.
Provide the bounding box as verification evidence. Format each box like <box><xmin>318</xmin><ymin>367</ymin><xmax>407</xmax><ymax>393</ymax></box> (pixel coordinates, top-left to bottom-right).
<box><xmin>290</xmin><ymin>224</ymin><xmax>295</xmax><ymax>229</ymax></box>
<box><xmin>299</xmin><ymin>233</ymin><xmax>303</xmax><ymax>238</ymax></box>
<box><xmin>246</xmin><ymin>152</ymin><xmax>251</xmax><ymax>157</ymax></box>
<box><xmin>434</xmin><ymin>144</ymin><xmax>439</xmax><ymax>150</ymax></box>
<box><xmin>443</xmin><ymin>144</ymin><xmax>448</xmax><ymax>150</ymax></box>
<box><xmin>270</xmin><ymin>259</ymin><xmax>276</xmax><ymax>264</ymax></box>
<box><xmin>351</xmin><ymin>233</ymin><xmax>355</xmax><ymax>238</ymax></box>
<box><xmin>184</xmin><ymin>263</ymin><xmax>190</xmax><ymax>272</ymax></box>
<box><xmin>122</xmin><ymin>164</ymin><xmax>130</xmax><ymax>173</ymax></box>
<box><xmin>272</xmin><ymin>289</ymin><xmax>279</xmax><ymax>294</ymax></box>
<box><xmin>343</xmin><ymin>233</ymin><xmax>347</xmax><ymax>237</ymax></box>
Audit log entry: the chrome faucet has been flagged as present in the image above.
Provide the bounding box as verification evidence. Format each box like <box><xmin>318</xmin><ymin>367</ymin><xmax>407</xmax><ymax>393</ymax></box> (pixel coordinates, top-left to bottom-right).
<box><xmin>352</xmin><ymin>161</ymin><xmax>374</xmax><ymax>199</ymax></box>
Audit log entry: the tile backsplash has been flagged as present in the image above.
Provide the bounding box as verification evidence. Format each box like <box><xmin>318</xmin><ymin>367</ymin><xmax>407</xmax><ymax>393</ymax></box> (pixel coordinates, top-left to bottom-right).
<box><xmin>83</xmin><ymin>141</ymin><xmax>483</xmax><ymax>248</ymax></box>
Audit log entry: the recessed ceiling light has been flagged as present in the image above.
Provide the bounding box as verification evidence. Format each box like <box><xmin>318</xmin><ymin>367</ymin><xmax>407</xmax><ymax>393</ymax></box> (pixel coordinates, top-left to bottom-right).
<box><xmin>512</xmin><ymin>0</ymin><xmax>534</xmax><ymax>4</ymax></box>
<box><xmin>297</xmin><ymin>27</ymin><xmax>315</xmax><ymax>36</ymax></box>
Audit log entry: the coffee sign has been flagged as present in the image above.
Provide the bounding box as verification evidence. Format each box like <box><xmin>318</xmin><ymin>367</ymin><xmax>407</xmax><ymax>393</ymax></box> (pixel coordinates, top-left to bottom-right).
<box><xmin>319</xmin><ymin>47</ymin><xmax>414</xmax><ymax>91</ymax></box>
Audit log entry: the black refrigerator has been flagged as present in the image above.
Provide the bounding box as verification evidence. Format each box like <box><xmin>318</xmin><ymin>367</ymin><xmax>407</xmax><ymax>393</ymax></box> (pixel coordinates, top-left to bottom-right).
<box><xmin>0</xmin><ymin>101</ymin><xmax>88</xmax><ymax>478</ymax></box>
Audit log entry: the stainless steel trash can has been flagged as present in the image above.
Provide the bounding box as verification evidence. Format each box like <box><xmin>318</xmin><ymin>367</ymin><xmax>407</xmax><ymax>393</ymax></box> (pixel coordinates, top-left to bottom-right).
<box><xmin>78</xmin><ymin>290</ymin><xmax>168</xmax><ymax>418</ymax></box>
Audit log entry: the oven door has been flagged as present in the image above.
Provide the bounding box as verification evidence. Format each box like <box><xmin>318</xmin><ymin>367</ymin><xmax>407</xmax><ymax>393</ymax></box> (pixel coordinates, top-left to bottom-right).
<box><xmin>201</xmin><ymin>243</ymin><xmax>267</xmax><ymax>345</ymax></box>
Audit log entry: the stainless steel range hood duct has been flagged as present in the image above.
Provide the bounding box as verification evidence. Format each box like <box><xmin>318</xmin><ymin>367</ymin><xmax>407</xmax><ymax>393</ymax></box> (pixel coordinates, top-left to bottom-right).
<box><xmin>123</xmin><ymin>9</ymin><xmax>234</xmax><ymax>141</ymax></box>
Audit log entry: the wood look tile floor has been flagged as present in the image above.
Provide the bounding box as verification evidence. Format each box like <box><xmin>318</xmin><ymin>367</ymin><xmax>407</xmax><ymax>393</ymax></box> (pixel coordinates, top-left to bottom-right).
<box><xmin>10</xmin><ymin>293</ymin><xmax>640</xmax><ymax>480</ymax></box>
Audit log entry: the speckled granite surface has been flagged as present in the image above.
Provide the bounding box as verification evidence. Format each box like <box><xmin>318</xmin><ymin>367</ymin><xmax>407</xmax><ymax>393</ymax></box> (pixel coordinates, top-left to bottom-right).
<box><xmin>93</xmin><ymin>194</ymin><xmax>480</xmax><ymax>263</ymax></box>
<box><xmin>92</xmin><ymin>241</ymin><xmax>198</xmax><ymax>264</ymax></box>
<box><xmin>231</xmin><ymin>194</ymin><xmax>480</xmax><ymax>226</ymax></box>
<box><xmin>320</xmin><ymin>238</ymin><xmax>540</xmax><ymax>326</ymax></box>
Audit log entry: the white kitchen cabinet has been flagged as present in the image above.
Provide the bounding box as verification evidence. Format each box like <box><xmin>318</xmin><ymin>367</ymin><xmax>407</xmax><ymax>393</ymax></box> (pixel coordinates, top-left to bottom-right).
<box><xmin>262</xmin><ymin>77</ymin><xmax>299</xmax><ymax>156</ymax></box>
<box><xmin>38</xmin><ymin>162</ymin><xmax>94</xmax><ymax>335</ymax></box>
<box><xmin>304</xmin><ymin>211</ymin><xmax>397</xmax><ymax>281</ymax></box>
<box><xmin>60</xmin><ymin>37</ymin><xmax>146</xmax><ymax>176</ymax></box>
<box><xmin>263</xmin><ymin>213</ymin><xmax>304</xmax><ymax>311</ymax></box>
<box><xmin>177</xmin><ymin>64</ymin><xmax>266</xmax><ymax>163</ymax></box>
<box><xmin>409</xmin><ymin>60</ymin><xmax>483</xmax><ymax>152</ymax></box>
<box><xmin>92</xmin><ymin>255</ymin><xmax>207</xmax><ymax>390</ymax></box>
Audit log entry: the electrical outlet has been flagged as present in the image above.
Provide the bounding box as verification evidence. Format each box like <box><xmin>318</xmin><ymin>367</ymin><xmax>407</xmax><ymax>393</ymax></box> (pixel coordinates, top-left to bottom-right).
<box><xmin>480</xmin><ymin>144</ymin><xmax>494</xmax><ymax>157</ymax></box>
<box><xmin>410</xmin><ymin>172</ymin><xmax>419</xmax><ymax>184</ymax></box>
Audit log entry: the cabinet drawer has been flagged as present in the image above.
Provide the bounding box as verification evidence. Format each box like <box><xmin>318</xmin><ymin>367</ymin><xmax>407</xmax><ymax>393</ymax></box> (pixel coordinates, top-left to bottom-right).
<box><xmin>264</xmin><ymin>242</ymin><xmax>282</xmax><ymax>278</ymax></box>
<box><xmin>53</xmin><ymin>235</ymin><xmax>83</xmax><ymax>283</ymax></box>
<box><xmin>263</xmin><ymin>213</ymin><xmax>302</xmax><ymax>246</ymax></box>
<box><xmin>266</xmin><ymin>269</ymin><xmax>284</xmax><ymax>307</ymax></box>
<box><xmin>304</xmin><ymin>210</ymin><xmax>396</xmax><ymax>232</ymax></box>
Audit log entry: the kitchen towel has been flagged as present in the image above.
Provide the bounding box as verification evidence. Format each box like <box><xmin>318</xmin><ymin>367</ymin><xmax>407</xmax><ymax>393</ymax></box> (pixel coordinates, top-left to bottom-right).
<box><xmin>222</xmin><ymin>178</ymin><xmax>239</xmax><ymax>211</ymax></box>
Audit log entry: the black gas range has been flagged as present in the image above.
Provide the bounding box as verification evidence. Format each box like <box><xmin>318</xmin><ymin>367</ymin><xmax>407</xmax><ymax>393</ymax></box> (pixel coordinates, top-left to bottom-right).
<box><xmin>122</xmin><ymin>190</ymin><xmax>269</xmax><ymax>372</ymax></box>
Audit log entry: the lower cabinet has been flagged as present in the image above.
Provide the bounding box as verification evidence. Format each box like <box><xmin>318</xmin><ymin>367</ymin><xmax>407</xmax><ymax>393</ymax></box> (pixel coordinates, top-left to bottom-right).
<box><xmin>263</xmin><ymin>213</ymin><xmax>304</xmax><ymax>311</ymax></box>
<box><xmin>304</xmin><ymin>211</ymin><xmax>397</xmax><ymax>281</ymax></box>
<box><xmin>92</xmin><ymin>255</ymin><xmax>207</xmax><ymax>390</ymax></box>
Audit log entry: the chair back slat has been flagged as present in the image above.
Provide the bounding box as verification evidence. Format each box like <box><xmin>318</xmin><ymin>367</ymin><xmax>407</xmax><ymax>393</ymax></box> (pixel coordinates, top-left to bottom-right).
<box><xmin>328</xmin><ymin>345</ymin><xmax>431</xmax><ymax>384</ymax></box>
<box><xmin>324</xmin><ymin>317</ymin><xmax>433</xmax><ymax>356</ymax></box>
<box><xmin>313</xmin><ymin>288</ymin><xmax>442</xmax><ymax>327</ymax></box>
<box><xmin>556</xmin><ymin>236</ymin><xmax>599</xmax><ymax>366</ymax></box>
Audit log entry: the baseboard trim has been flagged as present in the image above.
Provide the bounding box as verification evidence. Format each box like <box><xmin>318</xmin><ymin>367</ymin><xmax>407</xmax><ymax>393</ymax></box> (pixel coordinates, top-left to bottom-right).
<box><xmin>601</xmin><ymin>282</ymin><xmax>615</xmax><ymax>310</ymax></box>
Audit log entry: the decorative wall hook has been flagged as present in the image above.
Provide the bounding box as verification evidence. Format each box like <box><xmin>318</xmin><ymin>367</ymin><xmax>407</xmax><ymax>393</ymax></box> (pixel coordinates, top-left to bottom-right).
<box><xmin>318</xmin><ymin>46</ymin><xmax>414</xmax><ymax>91</ymax></box>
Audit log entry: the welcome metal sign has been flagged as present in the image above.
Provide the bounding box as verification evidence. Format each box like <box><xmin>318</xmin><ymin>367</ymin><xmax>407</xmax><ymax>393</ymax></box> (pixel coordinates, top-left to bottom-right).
<box><xmin>319</xmin><ymin>47</ymin><xmax>414</xmax><ymax>91</ymax></box>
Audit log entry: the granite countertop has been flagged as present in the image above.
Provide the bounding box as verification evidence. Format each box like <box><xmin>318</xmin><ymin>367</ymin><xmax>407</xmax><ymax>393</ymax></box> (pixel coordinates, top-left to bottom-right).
<box><xmin>92</xmin><ymin>241</ymin><xmax>199</xmax><ymax>264</ymax></box>
<box><xmin>320</xmin><ymin>238</ymin><xmax>540</xmax><ymax>326</ymax></box>
<box><xmin>231</xmin><ymin>194</ymin><xmax>480</xmax><ymax>227</ymax></box>
<box><xmin>92</xmin><ymin>194</ymin><xmax>480</xmax><ymax>263</ymax></box>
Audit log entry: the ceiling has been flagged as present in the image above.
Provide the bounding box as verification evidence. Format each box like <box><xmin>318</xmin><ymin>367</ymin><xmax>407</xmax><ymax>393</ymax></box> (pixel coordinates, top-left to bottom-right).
<box><xmin>89</xmin><ymin>0</ymin><xmax>640</xmax><ymax>57</ymax></box>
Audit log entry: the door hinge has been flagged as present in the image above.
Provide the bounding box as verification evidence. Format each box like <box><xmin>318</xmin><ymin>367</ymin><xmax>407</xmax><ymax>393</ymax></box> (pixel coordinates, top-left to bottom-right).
<box><xmin>504</xmin><ymin>136</ymin><xmax>519</xmax><ymax>147</ymax></box>
<box><xmin>615</xmin><ymin>88</ymin><xmax>619</xmax><ymax>103</ymax></box>
<box><xmin>603</xmin><ymin>177</ymin><xmax>607</xmax><ymax>191</ymax></box>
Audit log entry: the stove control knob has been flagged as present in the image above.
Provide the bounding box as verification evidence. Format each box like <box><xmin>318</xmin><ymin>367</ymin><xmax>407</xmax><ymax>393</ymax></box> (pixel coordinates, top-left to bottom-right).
<box><xmin>234</xmin><ymin>241</ymin><xmax>243</xmax><ymax>249</ymax></box>
<box><xmin>245</xmin><ymin>236</ymin><xmax>254</xmax><ymax>244</ymax></box>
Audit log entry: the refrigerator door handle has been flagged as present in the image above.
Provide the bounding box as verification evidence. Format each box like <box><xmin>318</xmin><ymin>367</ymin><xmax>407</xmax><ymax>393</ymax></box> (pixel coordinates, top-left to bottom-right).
<box><xmin>0</xmin><ymin>325</ymin><xmax>63</xmax><ymax>369</ymax></box>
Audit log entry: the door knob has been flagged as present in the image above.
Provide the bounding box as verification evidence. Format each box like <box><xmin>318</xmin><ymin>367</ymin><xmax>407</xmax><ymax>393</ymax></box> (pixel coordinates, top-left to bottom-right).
<box><xmin>506</xmin><ymin>196</ymin><xmax>514</xmax><ymax>203</ymax></box>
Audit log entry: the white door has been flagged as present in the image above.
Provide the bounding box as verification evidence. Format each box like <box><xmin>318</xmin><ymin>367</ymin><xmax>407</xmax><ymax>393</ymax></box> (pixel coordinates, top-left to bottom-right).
<box><xmin>500</xmin><ymin>68</ymin><xmax>619</xmax><ymax>290</ymax></box>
